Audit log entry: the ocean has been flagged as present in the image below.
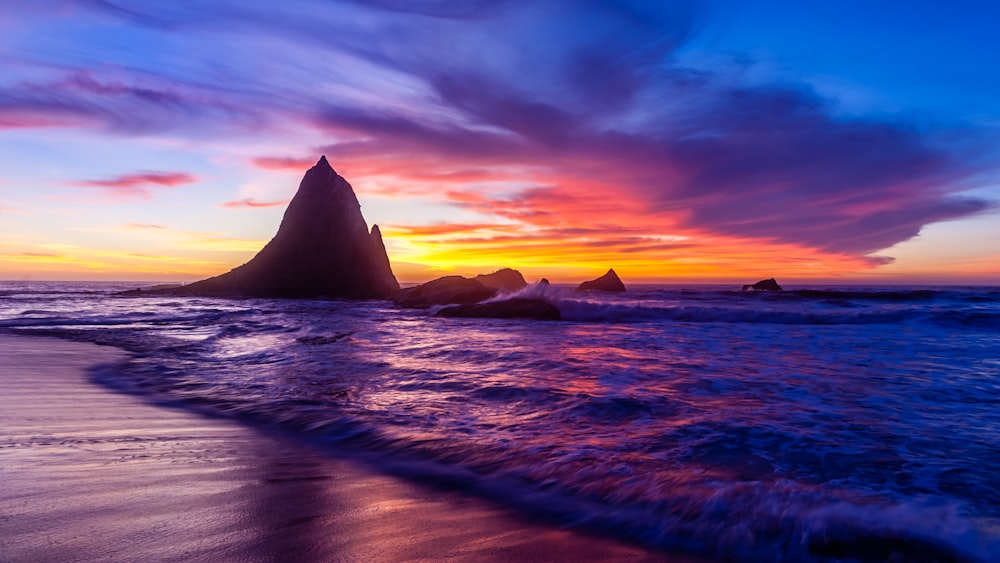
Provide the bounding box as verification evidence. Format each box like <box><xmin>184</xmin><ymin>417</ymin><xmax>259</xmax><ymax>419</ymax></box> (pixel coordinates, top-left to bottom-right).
<box><xmin>2</xmin><ymin>281</ymin><xmax>998</xmax><ymax>562</ymax></box>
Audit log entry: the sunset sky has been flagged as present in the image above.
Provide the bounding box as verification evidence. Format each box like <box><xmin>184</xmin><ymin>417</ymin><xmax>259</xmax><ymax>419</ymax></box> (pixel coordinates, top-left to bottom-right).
<box><xmin>2</xmin><ymin>1</ymin><xmax>998</xmax><ymax>284</ymax></box>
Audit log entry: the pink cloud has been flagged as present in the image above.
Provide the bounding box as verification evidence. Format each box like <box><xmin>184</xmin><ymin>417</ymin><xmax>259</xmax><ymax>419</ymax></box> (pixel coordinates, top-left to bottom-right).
<box><xmin>386</xmin><ymin>223</ymin><xmax>521</xmax><ymax>236</ymax></box>
<box><xmin>250</xmin><ymin>156</ymin><xmax>317</xmax><ymax>171</ymax></box>
<box><xmin>72</xmin><ymin>172</ymin><xmax>197</xmax><ymax>199</ymax></box>
<box><xmin>0</xmin><ymin>110</ymin><xmax>86</xmax><ymax>130</ymax></box>
<box><xmin>0</xmin><ymin>68</ymin><xmax>258</xmax><ymax>135</ymax></box>
<box><xmin>221</xmin><ymin>197</ymin><xmax>288</xmax><ymax>209</ymax></box>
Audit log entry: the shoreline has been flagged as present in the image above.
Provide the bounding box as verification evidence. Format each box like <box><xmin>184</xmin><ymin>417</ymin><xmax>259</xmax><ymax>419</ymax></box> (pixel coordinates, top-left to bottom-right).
<box><xmin>0</xmin><ymin>334</ymin><xmax>697</xmax><ymax>562</ymax></box>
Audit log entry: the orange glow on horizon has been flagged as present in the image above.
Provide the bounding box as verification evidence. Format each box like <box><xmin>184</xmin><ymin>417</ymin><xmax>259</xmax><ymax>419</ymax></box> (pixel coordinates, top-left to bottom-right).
<box><xmin>3</xmin><ymin>233</ymin><xmax>996</xmax><ymax>285</ymax></box>
<box><xmin>0</xmin><ymin>246</ymin><xmax>229</xmax><ymax>281</ymax></box>
<box><xmin>382</xmin><ymin>223</ymin><xmax>890</xmax><ymax>284</ymax></box>
<box><xmin>3</xmin><ymin>163</ymin><xmax>996</xmax><ymax>284</ymax></box>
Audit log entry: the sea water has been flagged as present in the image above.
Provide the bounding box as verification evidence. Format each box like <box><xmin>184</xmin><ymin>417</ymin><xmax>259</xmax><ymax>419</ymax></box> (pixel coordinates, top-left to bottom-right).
<box><xmin>2</xmin><ymin>281</ymin><xmax>998</xmax><ymax>561</ymax></box>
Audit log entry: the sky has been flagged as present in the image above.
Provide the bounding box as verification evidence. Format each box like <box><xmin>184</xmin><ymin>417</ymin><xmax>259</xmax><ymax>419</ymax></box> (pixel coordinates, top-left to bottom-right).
<box><xmin>1</xmin><ymin>0</ymin><xmax>998</xmax><ymax>284</ymax></box>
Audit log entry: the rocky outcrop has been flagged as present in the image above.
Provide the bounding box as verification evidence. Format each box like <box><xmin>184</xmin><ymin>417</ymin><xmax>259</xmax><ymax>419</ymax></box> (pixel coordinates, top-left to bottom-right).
<box><xmin>742</xmin><ymin>278</ymin><xmax>783</xmax><ymax>291</ymax></box>
<box><xmin>121</xmin><ymin>283</ymin><xmax>183</xmax><ymax>294</ymax></box>
<box><xmin>475</xmin><ymin>268</ymin><xmax>528</xmax><ymax>292</ymax></box>
<box><xmin>437</xmin><ymin>298</ymin><xmax>561</xmax><ymax>320</ymax></box>
<box><xmin>576</xmin><ymin>268</ymin><xmax>626</xmax><ymax>292</ymax></box>
<box><xmin>129</xmin><ymin>156</ymin><xmax>399</xmax><ymax>299</ymax></box>
<box><xmin>392</xmin><ymin>276</ymin><xmax>498</xmax><ymax>308</ymax></box>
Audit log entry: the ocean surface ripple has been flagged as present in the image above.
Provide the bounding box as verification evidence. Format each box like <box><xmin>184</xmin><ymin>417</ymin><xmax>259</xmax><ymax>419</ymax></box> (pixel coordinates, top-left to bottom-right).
<box><xmin>2</xmin><ymin>281</ymin><xmax>999</xmax><ymax>562</ymax></box>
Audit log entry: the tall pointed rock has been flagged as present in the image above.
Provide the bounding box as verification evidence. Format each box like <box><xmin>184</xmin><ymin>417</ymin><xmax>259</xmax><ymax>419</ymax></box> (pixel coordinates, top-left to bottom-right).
<box><xmin>178</xmin><ymin>156</ymin><xmax>399</xmax><ymax>298</ymax></box>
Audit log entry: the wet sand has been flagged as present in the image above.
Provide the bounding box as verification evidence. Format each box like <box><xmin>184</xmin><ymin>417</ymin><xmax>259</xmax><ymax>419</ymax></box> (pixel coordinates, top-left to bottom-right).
<box><xmin>0</xmin><ymin>335</ymin><xmax>695</xmax><ymax>562</ymax></box>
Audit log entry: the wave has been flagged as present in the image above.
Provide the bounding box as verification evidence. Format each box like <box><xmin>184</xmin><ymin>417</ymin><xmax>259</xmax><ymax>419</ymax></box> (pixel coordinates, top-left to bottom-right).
<box><xmin>788</xmin><ymin>289</ymin><xmax>942</xmax><ymax>302</ymax></box>
<box><xmin>89</xmin><ymin>355</ymin><xmax>998</xmax><ymax>562</ymax></box>
<box><xmin>482</xmin><ymin>284</ymin><xmax>1000</xmax><ymax>329</ymax></box>
<box><xmin>559</xmin><ymin>301</ymin><xmax>921</xmax><ymax>324</ymax></box>
<box><xmin>494</xmin><ymin>290</ymin><xmax>901</xmax><ymax>325</ymax></box>
<box><xmin>929</xmin><ymin>310</ymin><xmax>1000</xmax><ymax>331</ymax></box>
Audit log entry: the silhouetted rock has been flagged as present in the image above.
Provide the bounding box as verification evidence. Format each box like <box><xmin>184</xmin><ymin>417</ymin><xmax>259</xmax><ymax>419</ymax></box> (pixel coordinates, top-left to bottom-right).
<box><xmin>119</xmin><ymin>283</ymin><xmax>183</xmax><ymax>295</ymax></box>
<box><xmin>539</xmin><ymin>278</ymin><xmax>550</xmax><ymax>286</ymax></box>
<box><xmin>392</xmin><ymin>276</ymin><xmax>498</xmax><ymax>308</ymax></box>
<box><xmin>475</xmin><ymin>268</ymin><xmax>528</xmax><ymax>292</ymax></box>
<box><xmin>437</xmin><ymin>298</ymin><xmax>561</xmax><ymax>320</ymax></box>
<box><xmin>576</xmin><ymin>268</ymin><xmax>626</xmax><ymax>292</ymax></box>
<box><xmin>742</xmin><ymin>278</ymin><xmax>783</xmax><ymax>292</ymax></box>
<box><xmin>134</xmin><ymin>156</ymin><xmax>399</xmax><ymax>299</ymax></box>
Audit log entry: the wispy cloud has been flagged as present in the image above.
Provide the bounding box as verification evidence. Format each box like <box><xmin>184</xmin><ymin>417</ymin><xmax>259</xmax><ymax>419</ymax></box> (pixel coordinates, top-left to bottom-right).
<box><xmin>0</xmin><ymin>63</ymin><xmax>262</xmax><ymax>134</ymax></box>
<box><xmin>124</xmin><ymin>222</ymin><xmax>168</xmax><ymax>229</ymax></box>
<box><xmin>250</xmin><ymin>156</ymin><xmax>317</xmax><ymax>171</ymax></box>
<box><xmin>71</xmin><ymin>171</ymin><xmax>197</xmax><ymax>198</ymax></box>
<box><xmin>220</xmin><ymin>197</ymin><xmax>288</xmax><ymax>209</ymax></box>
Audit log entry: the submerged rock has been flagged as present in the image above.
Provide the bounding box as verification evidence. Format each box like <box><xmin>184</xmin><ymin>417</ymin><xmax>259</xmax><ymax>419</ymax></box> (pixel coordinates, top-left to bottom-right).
<box><xmin>742</xmin><ymin>278</ymin><xmax>783</xmax><ymax>292</ymax></box>
<box><xmin>437</xmin><ymin>298</ymin><xmax>561</xmax><ymax>320</ymax></box>
<box><xmin>576</xmin><ymin>268</ymin><xmax>626</xmax><ymax>292</ymax></box>
<box><xmin>132</xmin><ymin>156</ymin><xmax>399</xmax><ymax>299</ymax></box>
<box><xmin>475</xmin><ymin>268</ymin><xmax>528</xmax><ymax>292</ymax></box>
<box><xmin>392</xmin><ymin>276</ymin><xmax>498</xmax><ymax>308</ymax></box>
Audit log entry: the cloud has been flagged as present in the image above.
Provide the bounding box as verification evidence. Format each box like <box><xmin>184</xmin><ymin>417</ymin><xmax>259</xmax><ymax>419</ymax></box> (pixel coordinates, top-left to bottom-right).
<box><xmin>72</xmin><ymin>171</ymin><xmax>197</xmax><ymax>198</ymax></box>
<box><xmin>308</xmin><ymin>71</ymin><xmax>991</xmax><ymax>257</ymax></box>
<box><xmin>250</xmin><ymin>156</ymin><xmax>317</xmax><ymax>171</ymax></box>
<box><xmin>7</xmin><ymin>0</ymin><xmax>998</xmax><ymax>271</ymax></box>
<box><xmin>0</xmin><ymin>63</ymin><xmax>262</xmax><ymax>134</ymax></box>
<box><xmin>124</xmin><ymin>223</ymin><xmax>167</xmax><ymax>229</ymax></box>
<box><xmin>299</xmin><ymin>4</ymin><xmax>994</xmax><ymax>261</ymax></box>
<box><xmin>220</xmin><ymin>197</ymin><xmax>288</xmax><ymax>209</ymax></box>
<box><xmin>385</xmin><ymin>223</ymin><xmax>520</xmax><ymax>237</ymax></box>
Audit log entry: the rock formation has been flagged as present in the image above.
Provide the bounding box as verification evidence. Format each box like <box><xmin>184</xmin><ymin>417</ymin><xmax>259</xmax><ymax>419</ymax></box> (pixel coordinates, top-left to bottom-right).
<box><xmin>392</xmin><ymin>276</ymin><xmax>498</xmax><ymax>308</ymax></box>
<box><xmin>131</xmin><ymin>156</ymin><xmax>399</xmax><ymax>298</ymax></box>
<box><xmin>437</xmin><ymin>298</ymin><xmax>561</xmax><ymax>320</ymax></box>
<box><xmin>125</xmin><ymin>283</ymin><xmax>183</xmax><ymax>293</ymax></box>
<box><xmin>393</xmin><ymin>268</ymin><xmax>530</xmax><ymax>307</ymax></box>
<box><xmin>475</xmin><ymin>268</ymin><xmax>528</xmax><ymax>292</ymax></box>
<box><xmin>576</xmin><ymin>268</ymin><xmax>626</xmax><ymax>292</ymax></box>
<box><xmin>742</xmin><ymin>278</ymin><xmax>783</xmax><ymax>292</ymax></box>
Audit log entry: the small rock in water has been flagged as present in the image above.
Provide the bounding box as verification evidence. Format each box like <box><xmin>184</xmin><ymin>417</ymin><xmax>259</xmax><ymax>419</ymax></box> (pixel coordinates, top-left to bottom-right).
<box><xmin>393</xmin><ymin>276</ymin><xmax>498</xmax><ymax>308</ymax></box>
<box><xmin>742</xmin><ymin>278</ymin><xmax>783</xmax><ymax>292</ymax></box>
<box><xmin>576</xmin><ymin>268</ymin><xmax>626</xmax><ymax>292</ymax></box>
<box><xmin>474</xmin><ymin>268</ymin><xmax>528</xmax><ymax>292</ymax></box>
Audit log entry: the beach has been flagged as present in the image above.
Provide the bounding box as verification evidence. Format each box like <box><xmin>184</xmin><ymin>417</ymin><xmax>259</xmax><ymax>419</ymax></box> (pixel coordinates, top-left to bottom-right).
<box><xmin>0</xmin><ymin>335</ymin><xmax>678</xmax><ymax>562</ymax></box>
